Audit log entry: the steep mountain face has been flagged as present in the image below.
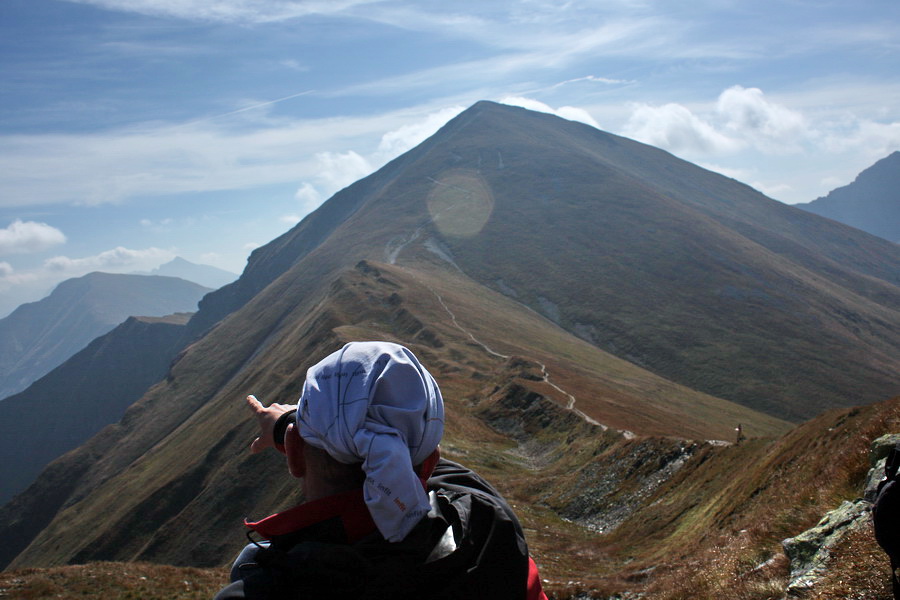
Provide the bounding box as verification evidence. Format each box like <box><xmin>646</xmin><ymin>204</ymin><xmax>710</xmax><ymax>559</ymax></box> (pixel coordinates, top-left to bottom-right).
<box><xmin>0</xmin><ymin>313</ymin><xmax>194</xmax><ymax>507</ymax></box>
<box><xmin>394</xmin><ymin>103</ymin><xmax>899</xmax><ymax>421</ymax></box>
<box><xmin>1</xmin><ymin>101</ymin><xmax>898</xmax><ymax>595</ymax></box>
<box><xmin>798</xmin><ymin>151</ymin><xmax>900</xmax><ymax>243</ymax></box>
<box><xmin>0</xmin><ymin>272</ymin><xmax>210</xmax><ymax>400</ymax></box>
<box><xmin>199</xmin><ymin>101</ymin><xmax>899</xmax><ymax>421</ymax></box>
<box><xmin>148</xmin><ymin>257</ymin><xmax>238</xmax><ymax>290</ymax></box>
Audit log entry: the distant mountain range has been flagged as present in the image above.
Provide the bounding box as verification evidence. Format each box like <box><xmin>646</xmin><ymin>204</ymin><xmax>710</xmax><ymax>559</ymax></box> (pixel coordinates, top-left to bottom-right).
<box><xmin>142</xmin><ymin>257</ymin><xmax>238</xmax><ymax>290</ymax></box>
<box><xmin>1</xmin><ymin>101</ymin><xmax>897</xmax><ymax>593</ymax></box>
<box><xmin>797</xmin><ymin>151</ymin><xmax>900</xmax><ymax>243</ymax></box>
<box><xmin>0</xmin><ymin>272</ymin><xmax>211</xmax><ymax>401</ymax></box>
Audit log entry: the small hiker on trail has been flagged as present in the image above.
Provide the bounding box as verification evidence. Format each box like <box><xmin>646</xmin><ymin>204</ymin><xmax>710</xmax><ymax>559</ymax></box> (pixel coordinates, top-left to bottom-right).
<box><xmin>214</xmin><ymin>340</ymin><xmax>547</xmax><ymax>600</ymax></box>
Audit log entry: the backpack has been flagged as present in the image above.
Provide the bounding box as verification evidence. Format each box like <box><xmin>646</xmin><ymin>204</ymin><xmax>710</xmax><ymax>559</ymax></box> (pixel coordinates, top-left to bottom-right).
<box><xmin>873</xmin><ymin>445</ymin><xmax>900</xmax><ymax>598</ymax></box>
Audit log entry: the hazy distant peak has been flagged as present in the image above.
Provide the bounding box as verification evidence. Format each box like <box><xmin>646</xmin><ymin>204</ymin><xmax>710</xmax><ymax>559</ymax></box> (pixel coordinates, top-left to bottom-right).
<box><xmin>148</xmin><ymin>257</ymin><xmax>238</xmax><ymax>290</ymax></box>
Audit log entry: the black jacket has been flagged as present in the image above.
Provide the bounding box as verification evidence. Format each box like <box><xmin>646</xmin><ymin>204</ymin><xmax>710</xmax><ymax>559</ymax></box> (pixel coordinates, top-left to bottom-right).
<box><xmin>214</xmin><ymin>459</ymin><xmax>545</xmax><ymax>600</ymax></box>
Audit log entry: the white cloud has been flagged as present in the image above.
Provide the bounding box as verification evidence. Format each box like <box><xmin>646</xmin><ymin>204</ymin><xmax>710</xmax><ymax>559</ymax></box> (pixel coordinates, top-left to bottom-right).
<box><xmin>0</xmin><ymin>220</ymin><xmax>67</xmax><ymax>256</ymax></box>
<box><xmin>294</xmin><ymin>182</ymin><xmax>323</xmax><ymax>213</ymax></box>
<box><xmin>44</xmin><ymin>246</ymin><xmax>174</xmax><ymax>274</ymax></box>
<box><xmin>377</xmin><ymin>106</ymin><xmax>465</xmax><ymax>160</ymax></box>
<box><xmin>751</xmin><ymin>181</ymin><xmax>794</xmax><ymax>199</ymax></box>
<box><xmin>820</xmin><ymin>175</ymin><xmax>845</xmax><ymax>189</ymax></box>
<box><xmin>139</xmin><ymin>217</ymin><xmax>175</xmax><ymax>230</ymax></box>
<box><xmin>313</xmin><ymin>150</ymin><xmax>373</xmax><ymax>195</ymax></box>
<box><xmin>0</xmin><ymin>262</ymin><xmax>13</xmax><ymax>277</ymax></box>
<box><xmin>622</xmin><ymin>102</ymin><xmax>742</xmax><ymax>154</ymax></box>
<box><xmin>282</xmin><ymin>106</ymin><xmax>466</xmax><ymax>224</ymax></box>
<box><xmin>280</xmin><ymin>214</ymin><xmax>302</xmax><ymax>225</ymax></box>
<box><xmin>619</xmin><ymin>87</ymin><xmax>833</xmax><ymax>157</ymax></box>
<box><xmin>716</xmin><ymin>86</ymin><xmax>808</xmax><ymax>152</ymax></box>
<box><xmin>822</xmin><ymin>118</ymin><xmax>900</xmax><ymax>156</ymax></box>
<box><xmin>500</xmin><ymin>97</ymin><xmax>600</xmax><ymax>128</ymax></box>
<box><xmin>696</xmin><ymin>162</ymin><xmax>753</xmax><ymax>182</ymax></box>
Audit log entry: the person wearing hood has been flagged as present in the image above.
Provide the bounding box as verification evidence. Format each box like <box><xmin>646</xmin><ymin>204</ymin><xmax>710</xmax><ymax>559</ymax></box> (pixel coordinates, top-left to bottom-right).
<box><xmin>214</xmin><ymin>341</ymin><xmax>547</xmax><ymax>600</ymax></box>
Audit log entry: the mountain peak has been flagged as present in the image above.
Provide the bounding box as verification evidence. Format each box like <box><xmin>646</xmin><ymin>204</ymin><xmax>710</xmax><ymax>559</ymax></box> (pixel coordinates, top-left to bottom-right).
<box><xmin>148</xmin><ymin>257</ymin><xmax>237</xmax><ymax>290</ymax></box>
<box><xmin>799</xmin><ymin>152</ymin><xmax>900</xmax><ymax>243</ymax></box>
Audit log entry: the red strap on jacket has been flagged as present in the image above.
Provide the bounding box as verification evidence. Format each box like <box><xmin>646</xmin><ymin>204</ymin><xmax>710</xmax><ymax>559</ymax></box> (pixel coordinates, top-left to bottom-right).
<box><xmin>527</xmin><ymin>557</ymin><xmax>548</xmax><ymax>600</ymax></box>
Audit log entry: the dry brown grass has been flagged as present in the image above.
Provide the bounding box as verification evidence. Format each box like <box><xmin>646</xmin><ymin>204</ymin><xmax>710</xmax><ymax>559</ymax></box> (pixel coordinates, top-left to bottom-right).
<box><xmin>0</xmin><ymin>562</ymin><xmax>227</xmax><ymax>600</ymax></box>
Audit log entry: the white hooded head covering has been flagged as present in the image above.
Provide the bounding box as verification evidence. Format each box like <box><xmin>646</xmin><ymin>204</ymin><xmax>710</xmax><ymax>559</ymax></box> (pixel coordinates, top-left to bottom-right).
<box><xmin>295</xmin><ymin>341</ymin><xmax>445</xmax><ymax>542</ymax></box>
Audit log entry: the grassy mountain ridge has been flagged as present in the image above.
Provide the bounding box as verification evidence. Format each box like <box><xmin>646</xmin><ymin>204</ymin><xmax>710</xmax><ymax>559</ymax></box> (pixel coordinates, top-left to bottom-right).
<box><xmin>3</xmin><ymin>260</ymin><xmax>786</xmax><ymax>571</ymax></box>
<box><xmin>180</xmin><ymin>101</ymin><xmax>898</xmax><ymax>421</ymax></box>
<box><xmin>189</xmin><ymin>100</ymin><xmax>900</xmax><ymax>420</ymax></box>
<box><xmin>0</xmin><ymin>272</ymin><xmax>210</xmax><ymax>400</ymax></box>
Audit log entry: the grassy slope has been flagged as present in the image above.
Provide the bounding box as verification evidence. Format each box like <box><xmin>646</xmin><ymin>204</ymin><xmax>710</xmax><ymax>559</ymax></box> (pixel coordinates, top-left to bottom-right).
<box><xmin>6</xmin><ymin>261</ymin><xmax>786</xmax><ymax>571</ymax></box>
<box><xmin>2</xmin><ymin>259</ymin><xmax>896</xmax><ymax>599</ymax></box>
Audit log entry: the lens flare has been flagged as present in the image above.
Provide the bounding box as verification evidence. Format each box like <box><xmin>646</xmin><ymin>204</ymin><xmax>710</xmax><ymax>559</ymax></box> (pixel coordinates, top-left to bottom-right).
<box><xmin>426</xmin><ymin>170</ymin><xmax>494</xmax><ymax>238</ymax></box>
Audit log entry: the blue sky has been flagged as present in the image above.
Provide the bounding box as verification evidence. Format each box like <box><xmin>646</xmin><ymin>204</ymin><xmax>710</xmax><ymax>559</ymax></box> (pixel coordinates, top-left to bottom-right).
<box><xmin>1</xmin><ymin>0</ymin><xmax>898</xmax><ymax>316</ymax></box>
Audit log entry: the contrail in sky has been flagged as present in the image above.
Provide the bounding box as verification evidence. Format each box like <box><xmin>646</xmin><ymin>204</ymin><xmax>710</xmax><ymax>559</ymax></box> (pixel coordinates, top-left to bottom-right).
<box><xmin>186</xmin><ymin>89</ymin><xmax>316</xmax><ymax>125</ymax></box>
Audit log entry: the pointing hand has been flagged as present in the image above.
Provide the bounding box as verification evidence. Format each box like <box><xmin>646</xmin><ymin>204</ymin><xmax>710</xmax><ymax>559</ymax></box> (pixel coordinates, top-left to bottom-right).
<box><xmin>245</xmin><ymin>395</ymin><xmax>294</xmax><ymax>454</ymax></box>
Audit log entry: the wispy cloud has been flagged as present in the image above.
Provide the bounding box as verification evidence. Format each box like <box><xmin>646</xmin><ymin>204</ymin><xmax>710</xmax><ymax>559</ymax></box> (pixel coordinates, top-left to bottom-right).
<box><xmin>550</xmin><ymin>75</ymin><xmax>636</xmax><ymax>89</ymax></box>
<box><xmin>64</xmin><ymin>0</ymin><xmax>383</xmax><ymax>23</ymax></box>
<box><xmin>0</xmin><ymin>111</ymin><xmax>401</xmax><ymax>208</ymax></box>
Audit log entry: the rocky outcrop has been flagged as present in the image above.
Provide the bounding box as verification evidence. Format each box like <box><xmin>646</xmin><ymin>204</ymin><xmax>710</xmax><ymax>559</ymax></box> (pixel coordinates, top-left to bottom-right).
<box><xmin>782</xmin><ymin>499</ymin><xmax>871</xmax><ymax>595</ymax></box>
<box><xmin>781</xmin><ymin>432</ymin><xmax>900</xmax><ymax>596</ymax></box>
<box><xmin>476</xmin><ymin>362</ymin><xmax>702</xmax><ymax>534</ymax></box>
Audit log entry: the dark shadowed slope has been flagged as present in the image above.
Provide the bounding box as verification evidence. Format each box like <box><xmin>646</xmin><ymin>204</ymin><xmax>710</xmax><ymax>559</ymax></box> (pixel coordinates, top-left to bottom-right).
<box><xmin>0</xmin><ymin>313</ymin><xmax>194</xmax><ymax>506</ymax></box>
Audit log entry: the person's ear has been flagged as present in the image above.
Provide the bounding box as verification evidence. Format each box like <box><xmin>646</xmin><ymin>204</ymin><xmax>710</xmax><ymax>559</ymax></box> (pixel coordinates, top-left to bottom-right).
<box><xmin>284</xmin><ymin>423</ymin><xmax>306</xmax><ymax>479</ymax></box>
